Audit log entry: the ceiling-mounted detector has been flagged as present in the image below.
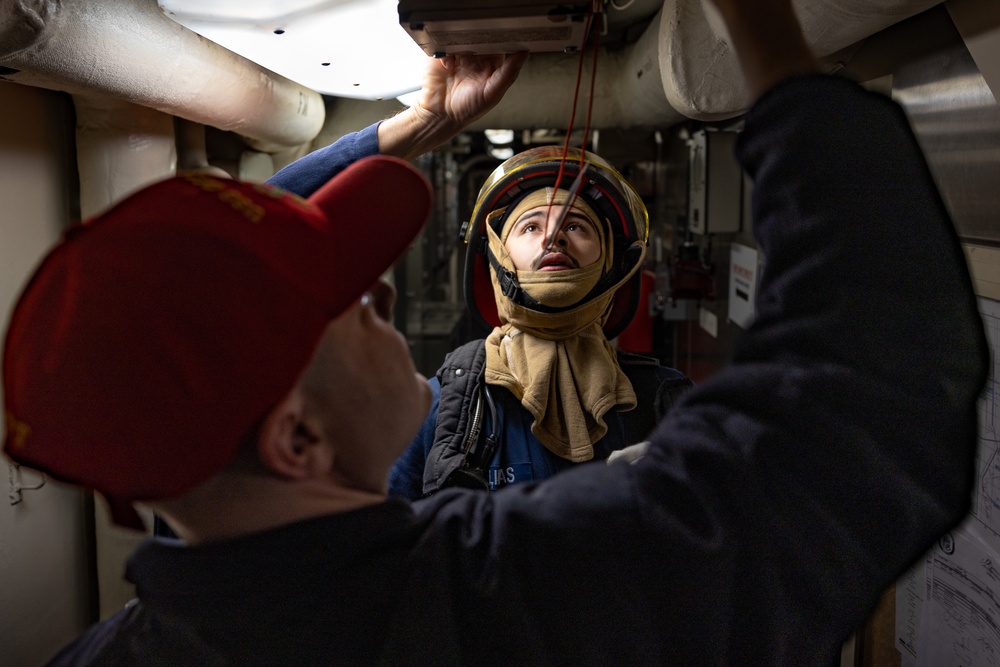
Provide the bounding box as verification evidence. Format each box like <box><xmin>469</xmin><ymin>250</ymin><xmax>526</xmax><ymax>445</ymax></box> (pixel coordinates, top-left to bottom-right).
<box><xmin>398</xmin><ymin>1</ymin><xmax>594</xmax><ymax>56</ymax></box>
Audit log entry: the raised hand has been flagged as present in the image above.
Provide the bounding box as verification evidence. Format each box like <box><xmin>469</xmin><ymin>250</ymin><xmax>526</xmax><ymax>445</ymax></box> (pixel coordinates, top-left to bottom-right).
<box><xmin>379</xmin><ymin>52</ymin><xmax>528</xmax><ymax>161</ymax></box>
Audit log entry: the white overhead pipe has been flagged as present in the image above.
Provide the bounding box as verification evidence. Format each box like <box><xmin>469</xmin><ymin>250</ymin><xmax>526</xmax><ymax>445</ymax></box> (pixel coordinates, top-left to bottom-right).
<box><xmin>73</xmin><ymin>95</ymin><xmax>177</xmax><ymax>218</ymax></box>
<box><xmin>456</xmin><ymin>0</ymin><xmax>952</xmax><ymax>131</ymax></box>
<box><xmin>0</xmin><ymin>0</ymin><xmax>324</xmax><ymax>151</ymax></box>
<box><xmin>465</xmin><ymin>8</ymin><xmax>684</xmax><ymax>132</ymax></box>
<box><xmin>659</xmin><ymin>0</ymin><xmax>947</xmax><ymax>120</ymax></box>
<box><xmin>0</xmin><ymin>0</ymin><xmax>963</xmax><ymax>146</ymax></box>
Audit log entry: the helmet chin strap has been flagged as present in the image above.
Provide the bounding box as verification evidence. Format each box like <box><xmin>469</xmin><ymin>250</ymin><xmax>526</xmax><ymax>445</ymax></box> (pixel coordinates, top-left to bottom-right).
<box><xmin>486</xmin><ymin>242</ymin><xmax>644</xmax><ymax>316</ymax></box>
<box><xmin>487</xmin><ymin>255</ymin><xmax>547</xmax><ymax>311</ymax></box>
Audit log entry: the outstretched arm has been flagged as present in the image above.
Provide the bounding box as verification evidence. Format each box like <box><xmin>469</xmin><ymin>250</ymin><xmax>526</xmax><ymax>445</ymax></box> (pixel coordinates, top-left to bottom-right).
<box><xmin>268</xmin><ymin>52</ymin><xmax>527</xmax><ymax>197</ymax></box>
<box><xmin>379</xmin><ymin>52</ymin><xmax>529</xmax><ymax>160</ymax></box>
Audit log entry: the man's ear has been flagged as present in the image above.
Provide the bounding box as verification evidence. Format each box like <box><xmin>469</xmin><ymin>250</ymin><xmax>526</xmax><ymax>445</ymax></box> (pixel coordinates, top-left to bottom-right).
<box><xmin>256</xmin><ymin>389</ymin><xmax>319</xmax><ymax>480</ymax></box>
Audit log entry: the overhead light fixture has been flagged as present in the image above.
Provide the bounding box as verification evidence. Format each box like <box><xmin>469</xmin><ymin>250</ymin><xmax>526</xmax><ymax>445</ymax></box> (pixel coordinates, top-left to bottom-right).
<box><xmin>485</xmin><ymin>130</ymin><xmax>515</xmax><ymax>159</ymax></box>
<box><xmin>484</xmin><ymin>129</ymin><xmax>515</xmax><ymax>145</ymax></box>
<box><xmin>397</xmin><ymin>0</ymin><xmax>592</xmax><ymax>56</ymax></box>
<box><xmin>487</xmin><ymin>146</ymin><xmax>515</xmax><ymax>160</ymax></box>
<box><xmin>159</xmin><ymin>0</ymin><xmax>427</xmax><ymax>100</ymax></box>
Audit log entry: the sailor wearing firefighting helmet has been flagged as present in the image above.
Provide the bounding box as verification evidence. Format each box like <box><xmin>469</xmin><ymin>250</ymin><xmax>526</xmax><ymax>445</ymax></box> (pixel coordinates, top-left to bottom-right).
<box><xmin>388</xmin><ymin>146</ymin><xmax>691</xmax><ymax>498</ymax></box>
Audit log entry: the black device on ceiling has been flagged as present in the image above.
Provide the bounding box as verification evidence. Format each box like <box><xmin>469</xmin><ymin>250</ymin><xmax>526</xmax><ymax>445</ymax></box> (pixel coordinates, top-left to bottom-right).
<box><xmin>397</xmin><ymin>1</ymin><xmax>594</xmax><ymax>56</ymax></box>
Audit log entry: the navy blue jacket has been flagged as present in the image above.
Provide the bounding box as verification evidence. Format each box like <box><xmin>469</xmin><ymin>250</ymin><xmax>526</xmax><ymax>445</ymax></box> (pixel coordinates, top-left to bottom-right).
<box><xmin>49</xmin><ymin>76</ymin><xmax>987</xmax><ymax>666</ymax></box>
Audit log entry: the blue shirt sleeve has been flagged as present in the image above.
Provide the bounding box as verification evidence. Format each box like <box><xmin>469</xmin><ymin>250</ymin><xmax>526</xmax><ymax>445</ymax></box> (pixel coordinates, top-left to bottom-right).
<box><xmin>266</xmin><ymin>122</ymin><xmax>381</xmax><ymax>197</ymax></box>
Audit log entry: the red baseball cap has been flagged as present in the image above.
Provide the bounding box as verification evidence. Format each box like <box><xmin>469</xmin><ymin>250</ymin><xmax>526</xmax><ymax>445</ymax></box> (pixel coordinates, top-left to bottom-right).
<box><xmin>2</xmin><ymin>156</ymin><xmax>432</xmax><ymax>528</ymax></box>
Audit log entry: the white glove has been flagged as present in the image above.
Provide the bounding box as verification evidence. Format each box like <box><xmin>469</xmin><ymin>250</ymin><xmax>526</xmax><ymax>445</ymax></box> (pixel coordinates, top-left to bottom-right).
<box><xmin>606</xmin><ymin>441</ymin><xmax>650</xmax><ymax>465</ymax></box>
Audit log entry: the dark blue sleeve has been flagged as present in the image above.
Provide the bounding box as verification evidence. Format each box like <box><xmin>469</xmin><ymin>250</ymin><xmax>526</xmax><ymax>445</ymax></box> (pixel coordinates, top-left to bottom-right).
<box><xmin>266</xmin><ymin>122</ymin><xmax>381</xmax><ymax>197</ymax></box>
<box><xmin>45</xmin><ymin>606</ymin><xmax>133</xmax><ymax>666</ymax></box>
<box><xmin>637</xmin><ymin>74</ymin><xmax>987</xmax><ymax>658</ymax></box>
<box><xmin>388</xmin><ymin>376</ymin><xmax>442</xmax><ymax>499</ymax></box>
<box><xmin>408</xmin><ymin>75</ymin><xmax>988</xmax><ymax>666</ymax></box>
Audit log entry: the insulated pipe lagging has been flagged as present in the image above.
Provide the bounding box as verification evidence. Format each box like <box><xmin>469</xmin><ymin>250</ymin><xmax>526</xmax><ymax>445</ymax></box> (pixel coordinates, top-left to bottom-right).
<box><xmin>455</xmin><ymin>0</ymin><xmax>955</xmax><ymax>129</ymax></box>
<box><xmin>0</xmin><ymin>0</ymin><xmax>960</xmax><ymax>140</ymax></box>
<box><xmin>73</xmin><ymin>95</ymin><xmax>177</xmax><ymax>219</ymax></box>
<box><xmin>659</xmin><ymin>0</ymin><xmax>947</xmax><ymax>120</ymax></box>
<box><xmin>0</xmin><ymin>0</ymin><xmax>324</xmax><ymax>151</ymax></box>
<box><xmin>462</xmin><ymin>7</ymin><xmax>683</xmax><ymax>132</ymax></box>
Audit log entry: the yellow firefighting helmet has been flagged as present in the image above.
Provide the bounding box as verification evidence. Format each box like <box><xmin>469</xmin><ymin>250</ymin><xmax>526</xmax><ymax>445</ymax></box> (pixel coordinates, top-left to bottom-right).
<box><xmin>462</xmin><ymin>145</ymin><xmax>649</xmax><ymax>338</ymax></box>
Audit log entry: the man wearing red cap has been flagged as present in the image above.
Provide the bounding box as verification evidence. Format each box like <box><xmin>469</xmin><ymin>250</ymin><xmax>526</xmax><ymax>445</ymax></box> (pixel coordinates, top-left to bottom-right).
<box><xmin>2</xmin><ymin>2</ymin><xmax>989</xmax><ymax>665</ymax></box>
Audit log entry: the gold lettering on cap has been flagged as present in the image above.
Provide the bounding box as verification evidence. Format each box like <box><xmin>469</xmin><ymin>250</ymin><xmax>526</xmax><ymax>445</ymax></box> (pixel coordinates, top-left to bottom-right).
<box><xmin>255</xmin><ymin>183</ymin><xmax>309</xmax><ymax>209</ymax></box>
<box><xmin>218</xmin><ymin>190</ymin><xmax>266</xmax><ymax>224</ymax></box>
<box><xmin>4</xmin><ymin>410</ymin><xmax>31</xmax><ymax>451</ymax></box>
<box><xmin>182</xmin><ymin>174</ymin><xmax>226</xmax><ymax>192</ymax></box>
<box><xmin>252</xmin><ymin>183</ymin><xmax>284</xmax><ymax>199</ymax></box>
<box><xmin>181</xmin><ymin>175</ymin><xmax>267</xmax><ymax>223</ymax></box>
